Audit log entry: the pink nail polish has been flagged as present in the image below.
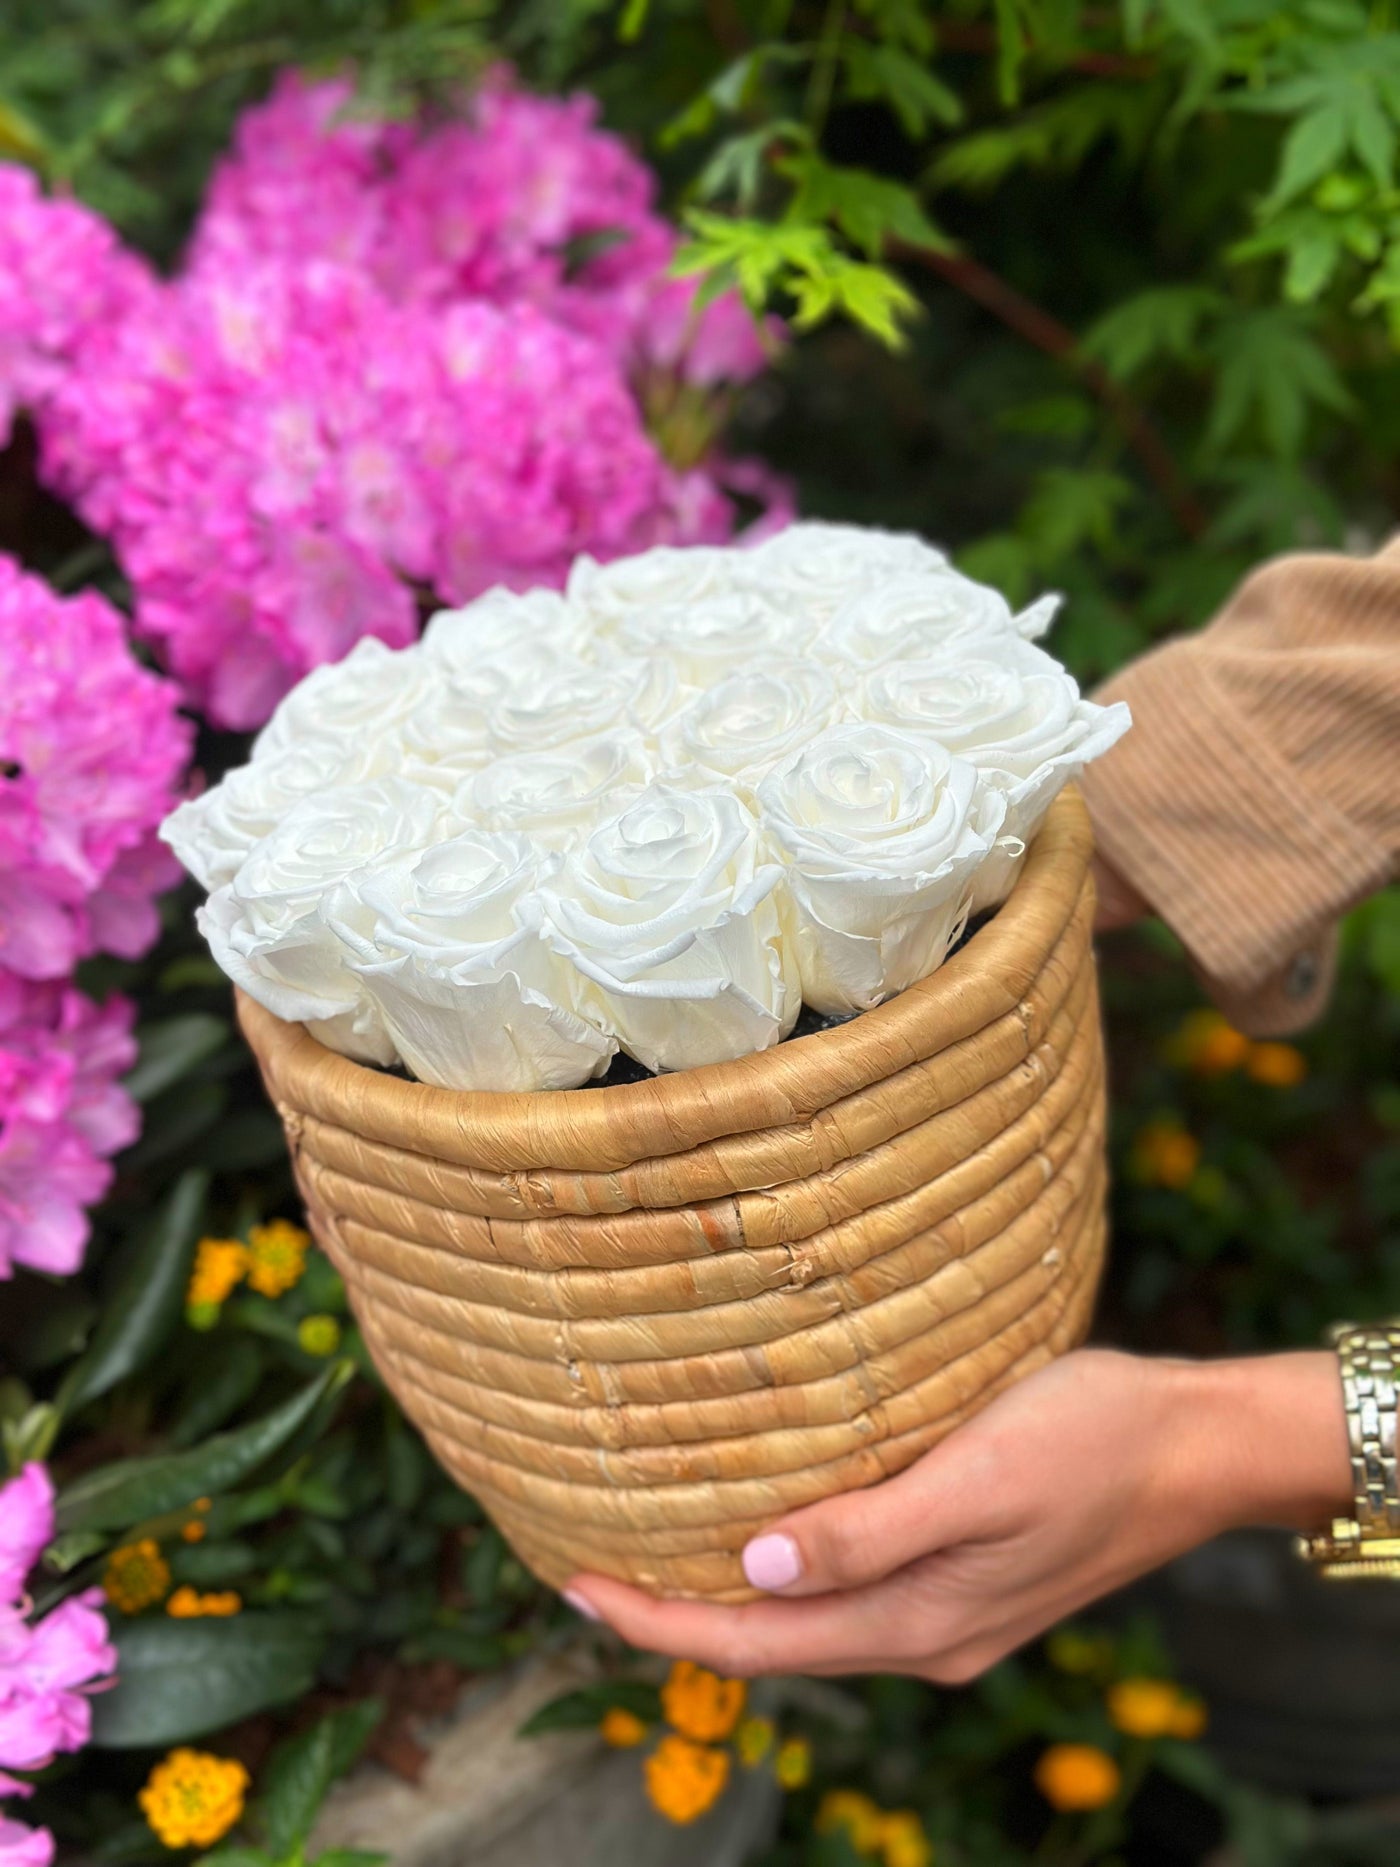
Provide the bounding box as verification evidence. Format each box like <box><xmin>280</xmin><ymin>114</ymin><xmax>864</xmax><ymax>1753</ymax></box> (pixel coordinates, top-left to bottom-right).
<box><xmin>563</xmin><ymin>1588</ymin><xmax>601</xmax><ymax>1622</ymax></box>
<box><xmin>742</xmin><ymin>1533</ymin><xmax>803</xmax><ymax>1591</ymax></box>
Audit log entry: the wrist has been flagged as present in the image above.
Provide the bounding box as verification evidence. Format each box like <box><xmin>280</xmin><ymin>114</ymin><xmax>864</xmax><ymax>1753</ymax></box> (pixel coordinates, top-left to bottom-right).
<box><xmin>1158</xmin><ymin>1351</ymin><xmax>1353</xmax><ymax>1538</ymax></box>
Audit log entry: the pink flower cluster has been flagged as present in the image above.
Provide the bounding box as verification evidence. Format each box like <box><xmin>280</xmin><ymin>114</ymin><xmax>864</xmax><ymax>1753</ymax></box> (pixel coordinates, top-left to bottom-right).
<box><xmin>8</xmin><ymin>68</ymin><xmax>781</xmax><ymax>731</ymax></box>
<box><xmin>0</xmin><ymin>1465</ymin><xmax>116</xmax><ymax>1867</ymax></box>
<box><xmin>0</xmin><ymin>166</ymin><xmax>154</xmax><ymax>453</ymax></box>
<box><xmin>0</xmin><ymin>557</ymin><xmax>190</xmax><ymax>1277</ymax></box>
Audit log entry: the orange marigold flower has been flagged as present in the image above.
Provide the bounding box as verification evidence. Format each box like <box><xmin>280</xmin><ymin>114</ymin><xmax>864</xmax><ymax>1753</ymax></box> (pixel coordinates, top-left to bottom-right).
<box><xmin>1168</xmin><ymin>1010</ymin><xmax>1252</xmax><ymax>1078</ymax></box>
<box><xmin>1246</xmin><ymin>1042</ymin><xmax>1307</xmax><ymax>1088</ymax></box>
<box><xmin>186</xmin><ymin>1238</ymin><xmax>247</xmax><ymax>1311</ymax></box>
<box><xmin>181</xmin><ymin>1520</ymin><xmax>206</xmax><ymax>1544</ymax></box>
<box><xmin>104</xmin><ymin>1538</ymin><xmax>170</xmax><ymax>1614</ymax></box>
<box><xmin>1169</xmin><ymin>1695</ymin><xmax>1208</xmax><ymax>1740</ymax></box>
<box><xmin>166</xmin><ymin>1586</ymin><xmax>241</xmax><ymax>1619</ymax></box>
<box><xmin>140</xmin><ymin>1748</ymin><xmax>249</xmax><ymax>1849</ymax></box>
<box><xmin>1132</xmin><ymin>1119</ymin><xmax>1200</xmax><ymax>1189</ymax></box>
<box><xmin>880</xmin><ymin>1810</ymin><xmax>934</xmax><ymax>1867</ymax></box>
<box><xmin>734</xmin><ymin>1716</ymin><xmax>774</xmax><ymax>1767</ymax></box>
<box><xmin>600</xmin><ymin>1706</ymin><xmax>648</xmax><ymax>1748</ymax></box>
<box><xmin>245</xmin><ymin>1218</ymin><xmax>310</xmax><ymax>1297</ymax></box>
<box><xmin>774</xmin><ymin>1736</ymin><xmax>812</xmax><ymax>1790</ymax></box>
<box><xmin>644</xmin><ymin>1734</ymin><xmax>730</xmax><ymax>1824</ymax></box>
<box><xmin>816</xmin><ymin>1790</ymin><xmax>884</xmax><ymax>1851</ymax></box>
<box><xmin>1034</xmin><ymin>1744</ymin><xmax>1122</xmax><ymax>1812</ymax></box>
<box><xmin>661</xmin><ymin>1658</ymin><xmax>746</xmax><ymax>1742</ymax></box>
<box><xmin>1107</xmin><ymin>1677</ymin><xmax>1186</xmax><ymax>1739</ymax></box>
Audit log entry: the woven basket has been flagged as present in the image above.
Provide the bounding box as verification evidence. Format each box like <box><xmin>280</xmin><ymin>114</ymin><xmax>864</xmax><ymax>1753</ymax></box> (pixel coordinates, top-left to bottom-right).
<box><xmin>237</xmin><ymin>788</ymin><xmax>1106</xmax><ymax>1602</ymax></box>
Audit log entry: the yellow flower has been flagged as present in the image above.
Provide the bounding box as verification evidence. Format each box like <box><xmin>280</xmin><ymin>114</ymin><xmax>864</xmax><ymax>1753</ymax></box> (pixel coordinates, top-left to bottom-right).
<box><xmin>600</xmin><ymin>1706</ymin><xmax>647</xmax><ymax>1748</ymax></box>
<box><xmin>1246</xmin><ymin>1042</ymin><xmax>1307</xmax><ymax>1088</ymax></box>
<box><xmin>1169</xmin><ymin>1694</ymin><xmax>1208</xmax><ymax>1740</ymax></box>
<box><xmin>181</xmin><ymin>1520</ymin><xmax>206</xmax><ymax>1544</ymax></box>
<box><xmin>1132</xmin><ymin>1119</ymin><xmax>1200</xmax><ymax>1189</ymax></box>
<box><xmin>1034</xmin><ymin>1744</ymin><xmax>1122</xmax><ymax>1812</ymax></box>
<box><xmin>734</xmin><ymin>1716</ymin><xmax>774</xmax><ymax>1767</ymax></box>
<box><xmin>880</xmin><ymin>1810</ymin><xmax>933</xmax><ymax>1867</ymax></box>
<box><xmin>186</xmin><ymin>1238</ymin><xmax>248</xmax><ymax>1310</ymax></box>
<box><xmin>104</xmin><ymin>1539</ymin><xmax>170</xmax><ymax>1614</ymax></box>
<box><xmin>1168</xmin><ymin>1010</ymin><xmax>1252</xmax><ymax>1078</ymax></box>
<box><xmin>245</xmin><ymin>1218</ymin><xmax>310</xmax><ymax>1297</ymax></box>
<box><xmin>816</xmin><ymin>1789</ymin><xmax>885</xmax><ymax>1852</ymax></box>
<box><xmin>1107</xmin><ymin>1677</ymin><xmax>1187</xmax><ymax>1740</ymax></box>
<box><xmin>139</xmin><ymin>1748</ymin><xmax>249</xmax><ymax>1849</ymax></box>
<box><xmin>661</xmin><ymin>1658</ymin><xmax>746</xmax><ymax>1742</ymax></box>
<box><xmin>774</xmin><ymin>1736</ymin><xmax>812</xmax><ymax>1790</ymax></box>
<box><xmin>644</xmin><ymin>1734</ymin><xmax>730</xmax><ymax>1824</ymax></box>
<box><xmin>166</xmin><ymin>1586</ymin><xmax>241</xmax><ymax>1619</ymax></box>
<box><xmin>297</xmin><ymin>1313</ymin><xmax>341</xmax><ymax>1356</ymax></box>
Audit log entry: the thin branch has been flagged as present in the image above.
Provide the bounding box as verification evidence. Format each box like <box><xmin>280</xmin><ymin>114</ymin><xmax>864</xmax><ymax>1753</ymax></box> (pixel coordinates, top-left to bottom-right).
<box><xmin>933</xmin><ymin>19</ymin><xmax>1157</xmax><ymax>79</ymax></box>
<box><xmin>893</xmin><ymin>241</ymin><xmax>1207</xmax><ymax>539</ymax></box>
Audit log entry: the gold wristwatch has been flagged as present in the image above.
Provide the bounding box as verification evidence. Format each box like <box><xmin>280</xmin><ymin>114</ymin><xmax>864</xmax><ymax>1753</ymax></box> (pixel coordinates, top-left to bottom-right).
<box><xmin>1296</xmin><ymin>1322</ymin><xmax>1400</xmax><ymax>1579</ymax></box>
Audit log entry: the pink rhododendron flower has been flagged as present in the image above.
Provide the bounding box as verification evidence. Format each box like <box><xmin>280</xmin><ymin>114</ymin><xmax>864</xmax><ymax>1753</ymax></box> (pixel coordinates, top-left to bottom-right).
<box><xmin>0</xmin><ymin>165</ymin><xmax>155</xmax><ymax>450</ymax></box>
<box><xmin>0</xmin><ymin>978</ymin><xmax>138</xmax><ymax>1278</ymax></box>
<box><xmin>0</xmin><ymin>556</ymin><xmax>190</xmax><ymax>978</ymax></box>
<box><xmin>0</xmin><ymin>1466</ymin><xmax>115</xmax><ymax>1865</ymax></box>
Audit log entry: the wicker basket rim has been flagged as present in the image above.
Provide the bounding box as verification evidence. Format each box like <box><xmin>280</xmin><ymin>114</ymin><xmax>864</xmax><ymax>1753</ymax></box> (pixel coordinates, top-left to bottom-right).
<box><xmin>236</xmin><ymin>786</ymin><xmax>1092</xmax><ymax>1156</ymax></box>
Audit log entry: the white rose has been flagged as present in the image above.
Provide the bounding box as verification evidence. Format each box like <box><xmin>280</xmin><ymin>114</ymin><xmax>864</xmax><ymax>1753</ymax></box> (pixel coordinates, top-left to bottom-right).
<box><xmin>859</xmin><ymin>641</ymin><xmax>1131</xmax><ymax>907</ymax></box>
<box><xmin>736</xmin><ymin>522</ymin><xmax>950</xmax><ymax>619</ymax></box>
<box><xmin>324</xmin><ymin>829</ymin><xmax>615</xmax><ymax>1092</ymax></box>
<box><xmin>816</xmin><ymin>569</ymin><xmax>1018</xmax><ymax>668</ymax></box>
<box><xmin>252</xmin><ymin>638</ymin><xmax>433</xmax><ymax>761</ymax></box>
<box><xmin>658</xmin><ymin>658</ymin><xmax>843</xmax><ymax>796</ymax></box>
<box><xmin>567</xmin><ymin>544</ymin><xmax>739</xmax><ymax>632</ymax></box>
<box><xmin>539</xmin><ymin>783</ymin><xmax>797</xmax><ymax>1073</ymax></box>
<box><xmin>613</xmin><ymin>592</ymin><xmax>812</xmax><ymax>686</ymax></box>
<box><xmin>198</xmin><ymin>777</ymin><xmax>447</xmax><ymax>1062</ymax></box>
<box><xmin>160</xmin><ymin>738</ymin><xmax>383</xmax><ymax>892</ymax></box>
<box><xmin>756</xmin><ymin>723</ymin><xmax>1005</xmax><ymax>1014</ymax></box>
<box><xmin>469</xmin><ymin>732</ymin><xmax>656</xmax><ymax>848</ymax></box>
<box><xmin>422</xmin><ymin>585</ymin><xmax>596</xmax><ymax>679</ymax></box>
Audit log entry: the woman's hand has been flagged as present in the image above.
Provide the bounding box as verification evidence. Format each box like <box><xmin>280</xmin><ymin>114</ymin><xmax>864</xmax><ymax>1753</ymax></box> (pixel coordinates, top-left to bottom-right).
<box><xmin>565</xmin><ymin>1349</ymin><xmax>1350</xmax><ymax>1683</ymax></box>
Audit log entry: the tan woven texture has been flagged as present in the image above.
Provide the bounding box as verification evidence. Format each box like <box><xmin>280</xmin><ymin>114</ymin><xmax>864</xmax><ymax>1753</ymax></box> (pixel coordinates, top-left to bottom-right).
<box><xmin>238</xmin><ymin>789</ymin><xmax>1107</xmax><ymax>1602</ymax></box>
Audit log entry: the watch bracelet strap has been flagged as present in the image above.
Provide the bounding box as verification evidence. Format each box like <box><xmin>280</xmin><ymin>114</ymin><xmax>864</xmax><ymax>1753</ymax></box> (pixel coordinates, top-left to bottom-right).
<box><xmin>1296</xmin><ymin>1321</ymin><xmax>1400</xmax><ymax>1578</ymax></box>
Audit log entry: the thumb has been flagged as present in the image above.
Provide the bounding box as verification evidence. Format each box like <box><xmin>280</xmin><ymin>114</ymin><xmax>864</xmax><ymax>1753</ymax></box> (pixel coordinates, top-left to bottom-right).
<box><xmin>740</xmin><ymin>1432</ymin><xmax>1002</xmax><ymax>1598</ymax></box>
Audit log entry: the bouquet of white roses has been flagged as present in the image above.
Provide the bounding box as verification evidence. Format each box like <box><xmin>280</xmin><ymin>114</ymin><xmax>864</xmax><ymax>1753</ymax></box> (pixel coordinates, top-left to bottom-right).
<box><xmin>163</xmin><ymin>523</ymin><xmax>1129</xmax><ymax>1092</ymax></box>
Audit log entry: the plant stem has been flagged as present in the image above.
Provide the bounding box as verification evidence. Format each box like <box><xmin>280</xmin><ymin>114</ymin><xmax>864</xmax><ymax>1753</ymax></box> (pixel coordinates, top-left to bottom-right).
<box><xmin>802</xmin><ymin>0</ymin><xmax>846</xmax><ymax>137</ymax></box>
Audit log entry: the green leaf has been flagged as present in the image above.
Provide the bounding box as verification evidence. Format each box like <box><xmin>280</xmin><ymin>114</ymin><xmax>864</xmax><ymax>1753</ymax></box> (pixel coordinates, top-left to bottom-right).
<box><xmin>56</xmin><ymin>1170</ymin><xmax>207</xmax><ymax>1419</ymax></box>
<box><xmin>195</xmin><ymin>1851</ymin><xmax>272</xmax><ymax>1867</ymax></box>
<box><xmin>617</xmin><ymin>0</ymin><xmax>649</xmax><ymax>40</ymax></box>
<box><xmin>519</xmin><ymin>1680</ymin><xmax>662</xmax><ymax>1737</ymax></box>
<box><xmin>54</xmin><ymin>1362</ymin><xmax>352</xmax><ymax>1535</ymax></box>
<box><xmin>842</xmin><ymin>41</ymin><xmax>962</xmax><ymax>138</ymax></box>
<box><xmin>1264</xmin><ymin>105</ymin><xmax>1348</xmax><ymax>212</ymax></box>
<box><xmin>1080</xmin><ymin>285</ymin><xmax>1224</xmax><ymax>379</ymax></box>
<box><xmin>1206</xmin><ymin>307</ymin><xmax>1354</xmax><ymax>457</ymax></box>
<box><xmin>124</xmin><ymin>1014</ymin><xmax>227</xmax><ymax>1103</ymax></box>
<box><xmin>254</xmin><ymin>1701</ymin><xmax>384</xmax><ymax>1859</ymax></box>
<box><xmin>782</xmin><ymin>152</ymin><xmax>950</xmax><ymax>256</ymax></box>
<box><xmin>311</xmin><ymin>1853</ymin><xmax>389</xmax><ymax>1867</ymax></box>
<box><xmin>168</xmin><ymin>1337</ymin><xmax>265</xmax><ymax>1449</ymax></box>
<box><xmin>91</xmin><ymin>1612</ymin><xmax>328</xmax><ymax>1748</ymax></box>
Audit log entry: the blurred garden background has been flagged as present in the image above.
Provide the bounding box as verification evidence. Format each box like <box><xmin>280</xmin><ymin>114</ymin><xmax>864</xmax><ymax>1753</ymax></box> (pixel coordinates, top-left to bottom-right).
<box><xmin>2</xmin><ymin>3</ymin><xmax>1400</xmax><ymax>1864</ymax></box>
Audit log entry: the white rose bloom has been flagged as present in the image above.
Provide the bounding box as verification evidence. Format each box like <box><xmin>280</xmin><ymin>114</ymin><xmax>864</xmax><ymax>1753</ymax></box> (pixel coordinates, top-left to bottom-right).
<box><xmin>324</xmin><ymin>830</ymin><xmax>615</xmax><ymax>1092</ymax></box>
<box><xmin>567</xmin><ymin>545</ymin><xmax>739</xmax><ymax>633</ymax></box>
<box><xmin>816</xmin><ymin>569</ymin><xmax>1020</xmax><ymax>668</ymax></box>
<box><xmin>198</xmin><ymin>777</ymin><xmax>447</xmax><ymax>1063</ymax></box>
<box><xmin>539</xmin><ymin>783</ymin><xmax>797</xmax><ymax>1073</ymax></box>
<box><xmin>757</xmin><ymin>723</ymin><xmax>1005</xmax><ymax>1014</ymax></box>
<box><xmin>614</xmin><ymin>592</ymin><xmax>812</xmax><ymax>687</ymax></box>
<box><xmin>252</xmin><ymin>637</ymin><xmax>433</xmax><ymax>761</ymax></box>
<box><xmin>160</xmin><ymin>736</ymin><xmax>380</xmax><ymax>892</ymax></box>
<box><xmin>488</xmin><ymin>651</ymin><xmax>648</xmax><ymax>756</ymax></box>
<box><xmin>470</xmin><ymin>732</ymin><xmax>656</xmax><ymax>848</ymax></box>
<box><xmin>658</xmin><ymin>658</ymin><xmax>844</xmax><ymax>796</ymax></box>
<box><xmin>859</xmin><ymin>640</ymin><xmax>1131</xmax><ymax>907</ymax></box>
<box><xmin>422</xmin><ymin>586</ymin><xmax>596</xmax><ymax>678</ymax></box>
<box><xmin>736</xmin><ymin>522</ymin><xmax>950</xmax><ymax>619</ymax></box>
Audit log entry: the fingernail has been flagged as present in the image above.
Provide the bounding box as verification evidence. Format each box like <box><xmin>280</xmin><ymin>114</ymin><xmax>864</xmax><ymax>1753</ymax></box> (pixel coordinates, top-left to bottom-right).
<box><xmin>742</xmin><ymin>1533</ymin><xmax>803</xmax><ymax>1591</ymax></box>
<box><xmin>563</xmin><ymin>1588</ymin><xmax>601</xmax><ymax>1622</ymax></box>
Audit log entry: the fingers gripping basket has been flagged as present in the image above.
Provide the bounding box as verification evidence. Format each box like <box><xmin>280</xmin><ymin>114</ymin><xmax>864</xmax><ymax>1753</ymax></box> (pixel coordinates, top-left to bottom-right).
<box><xmin>237</xmin><ymin>789</ymin><xmax>1107</xmax><ymax>1602</ymax></box>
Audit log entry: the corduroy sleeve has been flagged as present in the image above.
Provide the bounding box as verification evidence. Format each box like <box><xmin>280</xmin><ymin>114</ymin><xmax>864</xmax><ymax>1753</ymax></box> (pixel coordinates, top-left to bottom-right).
<box><xmin>1077</xmin><ymin>542</ymin><xmax>1400</xmax><ymax>1035</ymax></box>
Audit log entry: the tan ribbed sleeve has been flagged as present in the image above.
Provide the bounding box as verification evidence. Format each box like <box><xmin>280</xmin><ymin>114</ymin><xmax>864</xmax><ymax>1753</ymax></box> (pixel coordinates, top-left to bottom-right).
<box><xmin>1078</xmin><ymin>542</ymin><xmax>1400</xmax><ymax>1035</ymax></box>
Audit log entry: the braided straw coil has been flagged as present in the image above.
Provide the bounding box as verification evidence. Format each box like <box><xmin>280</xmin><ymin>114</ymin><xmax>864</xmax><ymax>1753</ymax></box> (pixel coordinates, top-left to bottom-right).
<box><xmin>237</xmin><ymin>788</ymin><xmax>1107</xmax><ymax>1602</ymax></box>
